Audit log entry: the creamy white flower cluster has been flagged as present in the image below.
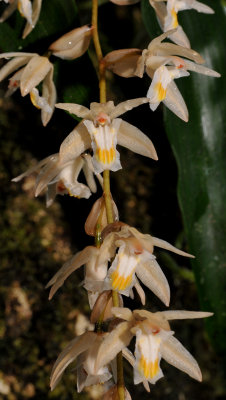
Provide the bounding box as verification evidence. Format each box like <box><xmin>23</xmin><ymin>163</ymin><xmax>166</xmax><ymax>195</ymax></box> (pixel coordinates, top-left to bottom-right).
<box><xmin>3</xmin><ymin>1</ymin><xmax>218</xmax><ymax>398</ymax></box>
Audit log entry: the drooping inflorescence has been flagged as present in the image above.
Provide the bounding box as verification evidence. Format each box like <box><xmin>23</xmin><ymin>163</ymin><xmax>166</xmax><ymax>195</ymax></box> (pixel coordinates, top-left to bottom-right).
<box><xmin>1</xmin><ymin>0</ymin><xmax>220</xmax><ymax>399</ymax></box>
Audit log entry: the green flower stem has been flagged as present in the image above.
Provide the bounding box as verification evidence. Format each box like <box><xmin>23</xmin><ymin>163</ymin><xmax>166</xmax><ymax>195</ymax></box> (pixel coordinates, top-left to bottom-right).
<box><xmin>92</xmin><ymin>1</ymin><xmax>124</xmax><ymax>398</ymax></box>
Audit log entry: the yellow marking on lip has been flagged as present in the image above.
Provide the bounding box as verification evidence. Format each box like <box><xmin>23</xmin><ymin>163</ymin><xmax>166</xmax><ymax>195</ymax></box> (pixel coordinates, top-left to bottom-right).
<box><xmin>96</xmin><ymin>147</ymin><xmax>116</xmax><ymax>164</ymax></box>
<box><xmin>139</xmin><ymin>356</ymin><xmax>159</xmax><ymax>379</ymax></box>
<box><xmin>171</xmin><ymin>7</ymin><xmax>178</xmax><ymax>28</ymax></box>
<box><xmin>111</xmin><ymin>271</ymin><xmax>133</xmax><ymax>291</ymax></box>
<box><xmin>154</xmin><ymin>82</ymin><xmax>167</xmax><ymax>101</ymax></box>
<box><xmin>30</xmin><ymin>92</ymin><xmax>41</xmax><ymax>109</ymax></box>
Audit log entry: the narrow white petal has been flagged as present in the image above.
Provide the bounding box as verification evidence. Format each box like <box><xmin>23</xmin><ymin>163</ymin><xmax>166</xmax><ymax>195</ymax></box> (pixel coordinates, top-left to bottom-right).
<box><xmin>134</xmin><ymin>279</ymin><xmax>146</xmax><ymax>305</ymax></box>
<box><xmin>46</xmin><ymin>246</ymin><xmax>98</xmax><ymax>299</ymax></box>
<box><xmin>152</xmin><ymin>236</ymin><xmax>194</xmax><ymax>257</ymax></box>
<box><xmin>167</xmin><ymin>25</ymin><xmax>191</xmax><ymax>48</ymax></box>
<box><xmin>56</xmin><ymin>102</ymin><xmax>92</xmax><ymax>119</ymax></box>
<box><xmin>191</xmin><ymin>0</ymin><xmax>214</xmax><ymax>14</ymax></box>
<box><xmin>0</xmin><ymin>1</ymin><xmax>18</xmax><ymax>22</ymax></box>
<box><xmin>159</xmin><ymin>310</ymin><xmax>213</xmax><ymax>320</ymax></box>
<box><xmin>0</xmin><ymin>56</ymin><xmax>31</xmax><ymax>83</ymax></box>
<box><xmin>95</xmin><ymin>322</ymin><xmax>133</xmax><ymax>372</ymax></box>
<box><xmin>184</xmin><ymin>60</ymin><xmax>220</xmax><ymax>77</ymax></box>
<box><xmin>118</xmin><ymin>120</ymin><xmax>158</xmax><ymax>160</ymax></box>
<box><xmin>22</xmin><ymin>0</ymin><xmax>42</xmax><ymax>38</ymax></box>
<box><xmin>163</xmin><ymin>80</ymin><xmax>188</xmax><ymax>122</ymax></box>
<box><xmin>20</xmin><ymin>55</ymin><xmax>52</xmax><ymax>96</ymax></box>
<box><xmin>41</xmin><ymin>66</ymin><xmax>57</xmax><ymax>126</ymax></box>
<box><xmin>11</xmin><ymin>154</ymin><xmax>57</xmax><ymax>182</ymax></box>
<box><xmin>50</xmin><ymin>332</ymin><xmax>96</xmax><ymax>390</ymax></box>
<box><xmin>110</xmin><ymin>98</ymin><xmax>149</xmax><ymax>119</ymax></box>
<box><xmin>161</xmin><ymin>335</ymin><xmax>202</xmax><ymax>381</ymax></box>
<box><xmin>136</xmin><ymin>254</ymin><xmax>170</xmax><ymax>306</ymax></box>
<box><xmin>59</xmin><ymin>122</ymin><xmax>91</xmax><ymax>165</ymax></box>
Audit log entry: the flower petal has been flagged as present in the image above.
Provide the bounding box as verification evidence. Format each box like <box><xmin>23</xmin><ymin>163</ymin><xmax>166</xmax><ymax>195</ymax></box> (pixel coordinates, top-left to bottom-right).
<box><xmin>109</xmin><ymin>97</ymin><xmax>149</xmax><ymax>119</ymax></box>
<box><xmin>167</xmin><ymin>25</ymin><xmax>191</xmax><ymax>48</ymax></box>
<box><xmin>163</xmin><ymin>80</ymin><xmax>188</xmax><ymax>122</ymax></box>
<box><xmin>135</xmin><ymin>254</ymin><xmax>170</xmax><ymax>306</ymax></box>
<box><xmin>59</xmin><ymin>122</ymin><xmax>91</xmax><ymax>165</ymax></box>
<box><xmin>118</xmin><ymin>120</ymin><xmax>158</xmax><ymax>160</ymax></box>
<box><xmin>56</xmin><ymin>102</ymin><xmax>92</xmax><ymax>119</ymax></box>
<box><xmin>20</xmin><ymin>55</ymin><xmax>52</xmax><ymax>96</ymax></box>
<box><xmin>0</xmin><ymin>0</ymin><xmax>18</xmax><ymax>22</ymax></box>
<box><xmin>46</xmin><ymin>246</ymin><xmax>98</xmax><ymax>299</ymax></box>
<box><xmin>0</xmin><ymin>55</ymin><xmax>32</xmax><ymax>83</ymax></box>
<box><xmin>11</xmin><ymin>154</ymin><xmax>57</xmax><ymax>182</ymax></box>
<box><xmin>50</xmin><ymin>332</ymin><xmax>96</xmax><ymax>390</ymax></box>
<box><xmin>161</xmin><ymin>335</ymin><xmax>202</xmax><ymax>381</ymax></box>
<box><xmin>22</xmin><ymin>0</ymin><xmax>42</xmax><ymax>39</ymax></box>
<box><xmin>190</xmin><ymin>0</ymin><xmax>214</xmax><ymax>14</ymax></box>
<box><xmin>159</xmin><ymin>310</ymin><xmax>213</xmax><ymax>320</ymax></box>
<box><xmin>95</xmin><ymin>321</ymin><xmax>133</xmax><ymax>372</ymax></box>
<box><xmin>41</xmin><ymin>66</ymin><xmax>57</xmax><ymax>126</ymax></box>
<box><xmin>184</xmin><ymin>59</ymin><xmax>221</xmax><ymax>77</ymax></box>
<box><xmin>152</xmin><ymin>236</ymin><xmax>194</xmax><ymax>257</ymax></box>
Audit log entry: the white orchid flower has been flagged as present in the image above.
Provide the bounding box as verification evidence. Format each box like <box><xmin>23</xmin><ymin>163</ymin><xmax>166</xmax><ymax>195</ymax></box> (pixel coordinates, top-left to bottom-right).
<box><xmin>56</xmin><ymin>98</ymin><xmax>158</xmax><ymax>174</ymax></box>
<box><xmin>135</xmin><ymin>30</ymin><xmax>220</xmax><ymax>121</ymax></box>
<box><xmin>0</xmin><ymin>52</ymin><xmax>56</xmax><ymax>125</ymax></box>
<box><xmin>46</xmin><ymin>222</ymin><xmax>193</xmax><ymax>307</ymax></box>
<box><xmin>103</xmin><ymin>223</ymin><xmax>194</xmax><ymax>305</ymax></box>
<box><xmin>95</xmin><ymin>307</ymin><xmax>213</xmax><ymax>385</ymax></box>
<box><xmin>12</xmin><ymin>152</ymin><xmax>99</xmax><ymax>207</ymax></box>
<box><xmin>0</xmin><ymin>0</ymin><xmax>42</xmax><ymax>39</ymax></box>
<box><xmin>150</xmin><ymin>0</ymin><xmax>214</xmax><ymax>48</ymax></box>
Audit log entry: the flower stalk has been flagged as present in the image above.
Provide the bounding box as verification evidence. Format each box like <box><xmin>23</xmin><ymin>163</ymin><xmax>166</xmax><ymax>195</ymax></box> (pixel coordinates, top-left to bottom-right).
<box><xmin>92</xmin><ymin>0</ymin><xmax>124</xmax><ymax>397</ymax></box>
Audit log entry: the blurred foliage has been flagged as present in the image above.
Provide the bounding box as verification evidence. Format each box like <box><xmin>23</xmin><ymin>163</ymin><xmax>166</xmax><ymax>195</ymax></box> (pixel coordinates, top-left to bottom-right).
<box><xmin>0</xmin><ymin>0</ymin><xmax>225</xmax><ymax>400</ymax></box>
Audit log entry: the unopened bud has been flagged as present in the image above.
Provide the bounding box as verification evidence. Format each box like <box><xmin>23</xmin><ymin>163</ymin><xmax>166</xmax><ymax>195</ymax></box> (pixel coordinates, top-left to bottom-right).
<box><xmin>85</xmin><ymin>196</ymin><xmax>119</xmax><ymax>237</ymax></box>
<box><xmin>103</xmin><ymin>48</ymin><xmax>142</xmax><ymax>77</ymax></box>
<box><xmin>49</xmin><ymin>25</ymin><xmax>93</xmax><ymax>60</ymax></box>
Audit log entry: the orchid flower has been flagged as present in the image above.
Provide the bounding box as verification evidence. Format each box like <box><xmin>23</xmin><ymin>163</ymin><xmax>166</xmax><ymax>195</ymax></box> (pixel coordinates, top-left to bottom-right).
<box><xmin>150</xmin><ymin>0</ymin><xmax>214</xmax><ymax>48</ymax></box>
<box><xmin>103</xmin><ymin>223</ymin><xmax>193</xmax><ymax>305</ymax></box>
<box><xmin>12</xmin><ymin>152</ymin><xmax>99</xmax><ymax>207</ymax></box>
<box><xmin>0</xmin><ymin>52</ymin><xmax>56</xmax><ymax>125</ymax></box>
<box><xmin>46</xmin><ymin>222</ymin><xmax>193</xmax><ymax>306</ymax></box>
<box><xmin>50</xmin><ymin>331</ymin><xmax>112</xmax><ymax>392</ymax></box>
<box><xmin>55</xmin><ymin>98</ymin><xmax>158</xmax><ymax>173</ymax></box>
<box><xmin>95</xmin><ymin>307</ymin><xmax>213</xmax><ymax>385</ymax></box>
<box><xmin>135</xmin><ymin>30</ymin><xmax>220</xmax><ymax>121</ymax></box>
<box><xmin>0</xmin><ymin>0</ymin><xmax>42</xmax><ymax>39</ymax></box>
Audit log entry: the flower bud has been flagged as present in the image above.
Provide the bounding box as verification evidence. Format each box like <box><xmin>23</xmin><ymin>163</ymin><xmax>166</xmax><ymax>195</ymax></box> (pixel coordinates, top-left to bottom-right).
<box><xmin>85</xmin><ymin>196</ymin><xmax>119</xmax><ymax>237</ymax></box>
<box><xmin>49</xmin><ymin>25</ymin><xmax>93</xmax><ymax>60</ymax></box>
<box><xmin>103</xmin><ymin>48</ymin><xmax>142</xmax><ymax>77</ymax></box>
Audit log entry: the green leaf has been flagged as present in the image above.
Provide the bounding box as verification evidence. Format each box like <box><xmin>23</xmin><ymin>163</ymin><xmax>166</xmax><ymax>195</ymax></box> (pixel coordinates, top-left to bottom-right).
<box><xmin>142</xmin><ymin>0</ymin><xmax>226</xmax><ymax>359</ymax></box>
